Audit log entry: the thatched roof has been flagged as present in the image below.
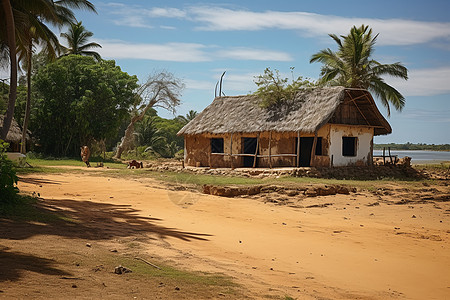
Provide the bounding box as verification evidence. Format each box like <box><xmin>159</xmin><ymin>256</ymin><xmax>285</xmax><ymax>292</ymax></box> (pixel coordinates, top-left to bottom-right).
<box><xmin>0</xmin><ymin>115</ymin><xmax>26</xmax><ymax>142</ymax></box>
<box><xmin>178</xmin><ymin>87</ymin><xmax>391</xmax><ymax>136</ymax></box>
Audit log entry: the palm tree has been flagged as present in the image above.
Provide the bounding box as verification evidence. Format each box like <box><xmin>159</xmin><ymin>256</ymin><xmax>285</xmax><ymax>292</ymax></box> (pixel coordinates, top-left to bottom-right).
<box><xmin>176</xmin><ymin>110</ymin><xmax>198</xmax><ymax>125</ymax></box>
<box><xmin>0</xmin><ymin>0</ymin><xmax>96</xmax><ymax>142</ymax></box>
<box><xmin>310</xmin><ymin>25</ymin><xmax>408</xmax><ymax>116</ymax></box>
<box><xmin>60</xmin><ymin>21</ymin><xmax>101</xmax><ymax>61</ymax></box>
<box><xmin>0</xmin><ymin>0</ymin><xmax>17</xmax><ymax>140</ymax></box>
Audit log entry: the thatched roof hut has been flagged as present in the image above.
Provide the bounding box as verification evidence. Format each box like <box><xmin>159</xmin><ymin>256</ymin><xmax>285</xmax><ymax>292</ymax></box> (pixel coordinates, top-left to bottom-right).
<box><xmin>0</xmin><ymin>115</ymin><xmax>23</xmax><ymax>143</ymax></box>
<box><xmin>178</xmin><ymin>87</ymin><xmax>391</xmax><ymax>136</ymax></box>
<box><xmin>178</xmin><ymin>87</ymin><xmax>392</xmax><ymax>168</ymax></box>
<box><xmin>0</xmin><ymin>115</ymin><xmax>29</xmax><ymax>152</ymax></box>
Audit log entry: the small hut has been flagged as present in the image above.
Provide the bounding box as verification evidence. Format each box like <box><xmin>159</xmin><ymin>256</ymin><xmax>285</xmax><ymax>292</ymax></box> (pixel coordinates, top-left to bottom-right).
<box><xmin>178</xmin><ymin>87</ymin><xmax>391</xmax><ymax>168</ymax></box>
<box><xmin>0</xmin><ymin>116</ymin><xmax>28</xmax><ymax>152</ymax></box>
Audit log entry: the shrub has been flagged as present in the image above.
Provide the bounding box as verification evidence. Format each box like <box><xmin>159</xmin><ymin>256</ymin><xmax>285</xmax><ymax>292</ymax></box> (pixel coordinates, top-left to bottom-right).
<box><xmin>0</xmin><ymin>140</ymin><xmax>19</xmax><ymax>202</ymax></box>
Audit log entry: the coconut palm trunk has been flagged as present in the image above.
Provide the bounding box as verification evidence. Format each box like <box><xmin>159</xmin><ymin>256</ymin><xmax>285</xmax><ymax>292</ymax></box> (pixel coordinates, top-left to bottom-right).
<box><xmin>1</xmin><ymin>0</ymin><xmax>17</xmax><ymax>141</ymax></box>
<box><xmin>20</xmin><ymin>41</ymin><xmax>32</xmax><ymax>154</ymax></box>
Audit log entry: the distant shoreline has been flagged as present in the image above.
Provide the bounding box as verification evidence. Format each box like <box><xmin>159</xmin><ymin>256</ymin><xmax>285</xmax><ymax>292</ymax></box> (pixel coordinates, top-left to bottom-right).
<box><xmin>374</xmin><ymin>143</ymin><xmax>450</xmax><ymax>152</ymax></box>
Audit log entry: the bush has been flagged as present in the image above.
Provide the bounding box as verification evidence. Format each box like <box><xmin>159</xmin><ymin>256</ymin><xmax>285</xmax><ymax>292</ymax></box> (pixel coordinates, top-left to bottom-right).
<box><xmin>0</xmin><ymin>140</ymin><xmax>19</xmax><ymax>202</ymax></box>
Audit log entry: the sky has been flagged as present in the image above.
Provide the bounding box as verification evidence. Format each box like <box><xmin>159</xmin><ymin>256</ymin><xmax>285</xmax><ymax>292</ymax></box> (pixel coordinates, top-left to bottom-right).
<box><xmin>7</xmin><ymin>0</ymin><xmax>450</xmax><ymax>144</ymax></box>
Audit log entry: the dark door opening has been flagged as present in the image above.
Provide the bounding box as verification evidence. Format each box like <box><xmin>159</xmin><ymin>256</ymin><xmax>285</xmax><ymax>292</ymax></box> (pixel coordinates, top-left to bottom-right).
<box><xmin>296</xmin><ymin>137</ymin><xmax>314</xmax><ymax>167</ymax></box>
<box><xmin>242</xmin><ymin>137</ymin><xmax>257</xmax><ymax>167</ymax></box>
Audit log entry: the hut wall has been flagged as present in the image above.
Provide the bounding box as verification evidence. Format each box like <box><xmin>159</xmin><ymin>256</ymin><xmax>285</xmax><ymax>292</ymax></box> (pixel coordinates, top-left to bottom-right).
<box><xmin>328</xmin><ymin>124</ymin><xmax>374</xmax><ymax>167</ymax></box>
<box><xmin>185</xmin><ymin>129</ymin><xmax>333</xmax><ymax>168</ymax></box>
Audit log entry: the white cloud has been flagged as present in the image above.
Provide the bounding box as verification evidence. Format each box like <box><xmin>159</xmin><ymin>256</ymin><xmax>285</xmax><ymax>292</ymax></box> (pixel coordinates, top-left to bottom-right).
<box><xmin>97</xmin><ymin>40</ymin><xmax>211</xmax><ymax>62</ymax></box>
<box><xmin>189</xmin><ymin>7</ymin><xmax>450</xmax><ymax>46</ymax></box>
<box><xmin>104</xmin><ymin>4</ymin><xmax>450</xmax><ymax>47</ymax></box>
<box><xmin>217</xmin><ymin>47</ymin><xmax>292</xmax><ymax>61</ymax></box>
<box><xmin>96</xmin><ymin>39</ymin><xmax>292</xmax><ymax>63</ymax></box>
<box><xmin>387</xmin><ymin>67</ymin><xmax>450</xmax><ymax>97</ymax></box>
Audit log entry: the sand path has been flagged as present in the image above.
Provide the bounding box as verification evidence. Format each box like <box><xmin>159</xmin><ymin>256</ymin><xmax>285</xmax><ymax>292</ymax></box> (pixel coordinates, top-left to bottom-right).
<box><xmin>18</xmin><ymin>171</ymin><xmax>450</xmax><ymax>299</ymax></box>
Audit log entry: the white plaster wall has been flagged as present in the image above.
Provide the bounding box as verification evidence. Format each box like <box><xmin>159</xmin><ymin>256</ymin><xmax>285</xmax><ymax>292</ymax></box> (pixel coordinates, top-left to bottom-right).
<box><xmin>329</xmin><ymin>125</ymin><xmax>373</xmax><ymax>166</ymax></box>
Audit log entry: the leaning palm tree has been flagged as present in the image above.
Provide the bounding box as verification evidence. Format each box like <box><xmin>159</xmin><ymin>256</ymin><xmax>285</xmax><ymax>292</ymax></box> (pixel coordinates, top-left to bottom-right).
<box><xmin>310</xmin><ymin>25</ymin><xmax>408</xmax><ymax>116</ymax></box>
<box><xmin>0</xmin><ymin>0</ymin><xmax>96</xmax><ymax>142</ymax></box>
<box><xmin>14</xmin><ymin>0</ymin><xmax>96</xmax><ymax>153</ymax></box>
<box><xmin>60</xmin><ymin>21</ymin><xmax>101</xmax><ymax>61</ymax></box>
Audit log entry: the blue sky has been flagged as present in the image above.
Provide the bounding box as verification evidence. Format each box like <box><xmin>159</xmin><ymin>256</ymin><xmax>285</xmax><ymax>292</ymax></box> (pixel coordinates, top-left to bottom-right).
<box><xmin>45</xmin><ymin>1</ymin><xmax>450</xmax><ymax>144</ymax></box>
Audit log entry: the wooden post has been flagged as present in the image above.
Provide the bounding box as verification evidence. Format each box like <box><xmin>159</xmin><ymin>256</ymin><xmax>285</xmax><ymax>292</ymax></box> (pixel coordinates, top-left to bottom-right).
<box><xmin>208</xmin><ymin>150</ymin><xmax>211</xmax><ymax>168</ymax></box>
<box><xmin>383</xmin><ymin>147</ymin><xmax>386</xmax><ymax>165</ymax></box>
<box><xmin>296</xmin><ymin>131</ymin><xmax>300</xmax><ymax>167</ymax></box>
<box><xmin>253</xmin><ymin>133</ymin><xmax>259</xmax><ymax>168</ymax></box>
<box><xmin>230</xmin><ymin>133</ymin><xmax>234</xmax><ymax>169</ymax></box>
<box><xmin>369</xmin><ymin>138</ymin><xmax>374</xmax><ymax>166</ymax></box>
<box><xmin>269</xmin><ymin>131</ymin><xmax>272</xmax><ymax>169</ymax></box>
<box><xmin>310</xmin><ymin>132</ymin><xmax>318</xmax><ymax>167</ymax></box>
<box><xmin>388</xmin><ymin>147</ymin><xmax>393</xmax><ymax>164</ymax></box>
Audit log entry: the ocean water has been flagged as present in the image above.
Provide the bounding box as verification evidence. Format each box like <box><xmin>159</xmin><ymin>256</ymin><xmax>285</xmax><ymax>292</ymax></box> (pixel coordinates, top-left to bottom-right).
<box><xmin>373</xmin><ymin>150</ymin><xmax>450</xmax><ymax>163</ymax></box>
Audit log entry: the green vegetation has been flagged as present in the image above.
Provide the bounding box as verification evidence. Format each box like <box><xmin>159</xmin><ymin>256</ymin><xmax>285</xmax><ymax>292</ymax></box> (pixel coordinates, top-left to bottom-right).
<box><xmin>60</xmin><ymin>21</ymin><xmax>102</xmax><ymax>61</ymax></box>
<box><xmin>33</xmin><ymin>55</ymin><xmax>138</xmax><ymax>157</ymax></box>
<box><xmin>117</xmin><ymin>256</ymin><xmax>237</xmax><ymax>288</ymax></box>
<box><xmin>0</xmin><ymin>140</ymin><xmax>18</xmax><ymax>202</ymax></box>
<box><xmin>254</xmin><ymin>67</ymin><xmax>316</xmax><ymax>108</ymax></box>
<box><xmin>310</xmin><ymin>25</ymin><xmax>408</xmax><ymax>115</ymax></box>
<box><xmin>374</xmin><ymin>143</ymin><xmax>450</xmax><ymax>151</ymax></box>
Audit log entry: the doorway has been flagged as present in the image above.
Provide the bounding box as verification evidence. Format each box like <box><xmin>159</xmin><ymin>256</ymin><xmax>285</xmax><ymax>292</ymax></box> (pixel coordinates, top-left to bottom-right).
<box><xmin>242</xmin><ymin>137</ymin><xmax>257</xmax><ymax>167</ymax></box>
<box><xmin>296</xmin><ymin>137</ymin><xmax>314</xmax><ymax>167</ymax></box>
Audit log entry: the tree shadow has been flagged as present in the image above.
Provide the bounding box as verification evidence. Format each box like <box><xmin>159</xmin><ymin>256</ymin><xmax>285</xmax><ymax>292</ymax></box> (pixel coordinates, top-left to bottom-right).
<box><xmin>0</xmin><ymin>246</ymin><xmax>71</xmax><ymax>283</ymax></box>
<box><xmin>0</xmin><ymin>198</ymin><xmax>212</xmax><ymax>242</ymax></box>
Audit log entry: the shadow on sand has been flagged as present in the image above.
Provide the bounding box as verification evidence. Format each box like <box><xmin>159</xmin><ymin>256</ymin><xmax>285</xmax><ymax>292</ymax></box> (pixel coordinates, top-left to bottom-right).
<box><xmin>0</xmin><ymin>197</ymin><xmax>211</xmax><ymax>242</ymax></box>
<box><xmin>0</xmin><ymin>246</ymin><xmax>71</xmax><ymax>283</ymax></box>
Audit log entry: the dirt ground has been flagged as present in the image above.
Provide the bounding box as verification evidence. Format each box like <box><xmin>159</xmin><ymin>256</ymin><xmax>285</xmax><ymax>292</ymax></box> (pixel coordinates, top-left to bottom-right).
<box><xmin>1</xmin><ymin>167</ymin><xmax>449</xmax><ymax>299</ymax></box>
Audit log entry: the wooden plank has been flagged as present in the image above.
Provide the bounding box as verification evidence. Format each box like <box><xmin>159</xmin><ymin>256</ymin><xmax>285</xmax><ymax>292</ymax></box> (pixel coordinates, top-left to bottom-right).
<box><xmin>309</xmin><ymin>132</ymin><xmax>318</xmax><ymax>167</ymax></box>
<box><xmin>296</xmin><ymin>131</ymin><xmax>300</xmax><ymax>167</ymax></box>
<box><xmin>230</xmin><ymin>133</ymin><xmax>233</xmax><ymax>169</ymax></box>
<box><xmin>253</xmin><ymin>133</ymin><xmax>259</xmax><ymax>168</ymax></box>
<box><xmin>269</xmin><ymin>131</ymin><xmax>272</xmax><ymax>169</ymax></box>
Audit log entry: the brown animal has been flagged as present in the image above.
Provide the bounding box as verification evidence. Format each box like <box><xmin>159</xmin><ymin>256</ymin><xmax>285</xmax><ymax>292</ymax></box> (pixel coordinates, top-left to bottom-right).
<box><xmin>127</xmin><ymin>160</ymin><xmax>143</xmax><ymax>169</ymax></box>
<box><xmin>396</xmin><ymin>156</ymin><xmax>412</xmax><ymax>166</ymax></box>
<box><xmin>80</xmin><ymin>146</ymin><xmax>91</xmax><ymax>167</ymax></box>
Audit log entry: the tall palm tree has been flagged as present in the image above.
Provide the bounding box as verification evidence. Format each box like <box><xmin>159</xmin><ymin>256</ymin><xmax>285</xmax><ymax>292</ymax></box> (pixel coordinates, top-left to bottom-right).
<box><xmin>0</xmin><ymin>0</ymin><xmax>17</xmax><ymax>140</ymax></box>
<box><xmin>17</xmin><ymin>1</ymin><xmax>95</xmax><ymax>153</ymax></box>
<box><xmin>0</xmin><ymin>0</ymin><xmax>96</xmax><ymax>142</ymax></box>
<box><xmin>310</xmin><ymin>25</ymin><xmax>408</xmax><ymax>116</ymax></box>
<box><xmin>60</xmin><ymin>21</ymin><xmax>101</xmax><ymax>61</ymax></box>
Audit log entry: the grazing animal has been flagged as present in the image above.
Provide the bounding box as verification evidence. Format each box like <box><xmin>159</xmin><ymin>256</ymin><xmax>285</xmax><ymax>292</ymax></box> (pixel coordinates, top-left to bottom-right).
<box><xmin>80</xmin><ymin>146</ymin><xmax>91</xmax><ymax>167</ymax></box>
<box><xmin>128</xmin><ymin>160</ymin><xmax>144</xmax><ymax>169</ymax></box>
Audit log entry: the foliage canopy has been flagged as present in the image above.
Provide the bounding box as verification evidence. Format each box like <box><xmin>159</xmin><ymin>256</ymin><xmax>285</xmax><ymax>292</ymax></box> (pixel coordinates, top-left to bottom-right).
<box><xmin>310</xmin><ymin>25</ymin><xmax>408</xmax><ymax>115</ymax></box>
<box><xmin>253</xmin><ymin>67</ymin><xmax>316</xmax><ymax>108</ymax></box>
<box><xmin>33</xmin><ymin>55</ymin><xmax>138</xmax><ymax>157</ymax></box>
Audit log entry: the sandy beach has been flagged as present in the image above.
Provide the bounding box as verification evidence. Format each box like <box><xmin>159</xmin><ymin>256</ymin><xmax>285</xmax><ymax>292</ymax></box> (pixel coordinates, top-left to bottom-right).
<box><xmin>1</xmin><ymin>169</ymin><xmax>449</xmax><ymax>299</ymax></box>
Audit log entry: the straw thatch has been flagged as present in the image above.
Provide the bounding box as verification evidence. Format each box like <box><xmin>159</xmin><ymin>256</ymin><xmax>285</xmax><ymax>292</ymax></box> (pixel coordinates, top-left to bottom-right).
<box><xmin>178</xmin><ymin>87</ymin><xmax>391</xmax><ymax>136</ymax></box>
<box><xmin>0</xmin><ymin>115</ymin><xmax>25</xmax><ymax>142</ymax></box>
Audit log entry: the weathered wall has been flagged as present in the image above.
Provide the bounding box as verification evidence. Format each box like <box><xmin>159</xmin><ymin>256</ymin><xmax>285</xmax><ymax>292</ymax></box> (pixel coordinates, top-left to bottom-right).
<box><xmin>328</xmin><ymin>125</ymin><xmax>374</xmax><ymax>166</ymax></box>
<box><xmin>185</xmin><ymin>129</ymin><xmax>333</xmax><ymax>168</ymax></box>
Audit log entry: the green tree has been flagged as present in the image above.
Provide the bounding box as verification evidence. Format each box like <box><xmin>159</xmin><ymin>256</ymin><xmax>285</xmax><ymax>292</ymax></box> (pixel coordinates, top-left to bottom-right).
<box><xmin>310</xmin><ymin>25</ymin><xmax>408</xmax><ymax>115</ymax></box>
<box><xmin>176</xmin><ymin>110</ymin><xmax>198</xmax><ymax>125</ymax></box>
<box><xmin>0</xmin><ymin>0</ymin><xmax>96</xmax><ymax>141</ymax></box>
<box><xmin>60</xmin><ymin>21</ymin><xmax>101</xmax><ymax>61</ymax></box>
<box><xmin>33</xmin><ymin>55</ymin><xmax>138</xmax><ymax>157</ymax></box>
<box><xmin>254</xmin><ymin>67</ymin><xmax>316</xmax><ymax>108</ymax></box>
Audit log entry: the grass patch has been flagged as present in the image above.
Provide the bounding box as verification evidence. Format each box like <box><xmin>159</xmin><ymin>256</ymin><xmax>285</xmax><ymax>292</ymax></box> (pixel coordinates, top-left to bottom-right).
<box><xmin>0</xmin><ymin>194</ymin><xmax>70</xmax><ymax>223</ymax></box>
<box><xmin>117</xmin><ymin>256</ymin><xmax>237</xmax><ymax>288</ymax></box>
<box><xmin>26</xmin><ymin>158</ymin><xmax>126</xmax><ymax>169</ymax></box>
